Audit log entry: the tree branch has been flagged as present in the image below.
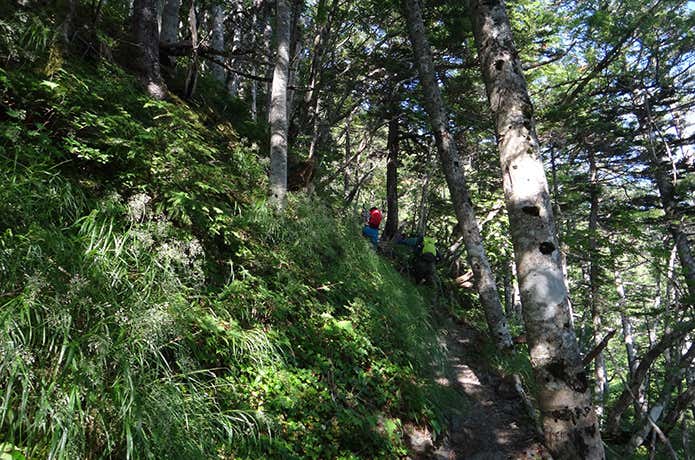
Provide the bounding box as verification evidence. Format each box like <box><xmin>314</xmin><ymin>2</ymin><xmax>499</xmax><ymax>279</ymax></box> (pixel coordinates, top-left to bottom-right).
<box><xmin>582</xmin><ymin>329</ymin><xmax>617</xmax><ymax>366</ymax></box>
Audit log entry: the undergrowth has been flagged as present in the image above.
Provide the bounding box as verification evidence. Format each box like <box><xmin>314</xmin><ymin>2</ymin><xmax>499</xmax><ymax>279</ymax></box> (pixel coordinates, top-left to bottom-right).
<box><xmin>0</xmin><ymin>14</ymin><xmax>450</xmax><ymax>459</ymax></box>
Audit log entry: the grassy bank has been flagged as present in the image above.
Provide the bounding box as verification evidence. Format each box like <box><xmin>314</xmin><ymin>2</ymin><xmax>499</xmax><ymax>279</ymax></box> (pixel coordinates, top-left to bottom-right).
<box><xmin>0</xmin><ymin>30</ymin><xmax>452</xmax><ymax>457</ymax></box>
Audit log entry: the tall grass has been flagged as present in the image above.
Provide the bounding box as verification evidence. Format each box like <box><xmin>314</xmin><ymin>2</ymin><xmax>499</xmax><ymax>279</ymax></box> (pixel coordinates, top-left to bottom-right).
<box><xmin>0</xmin><ymin>163</ymin><xmax>269</xmax><ymax>458</ymax></box>
<box><xmin>0</xmin><ymin>35</ymin><xmax>455</xmax><ymax>456</ymax></box>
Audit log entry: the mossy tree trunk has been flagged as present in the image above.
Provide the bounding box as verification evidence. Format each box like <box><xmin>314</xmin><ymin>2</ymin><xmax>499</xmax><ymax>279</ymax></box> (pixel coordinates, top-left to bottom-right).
<box><xmin>469</xmin><ymin>0</ymin><xmax>604</xmax><ymax>457</ymax></box>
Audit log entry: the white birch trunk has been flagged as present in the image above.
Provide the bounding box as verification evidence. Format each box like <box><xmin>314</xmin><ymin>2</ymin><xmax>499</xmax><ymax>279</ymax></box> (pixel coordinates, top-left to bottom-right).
<box><xmin>403</xmin><ymin>0</ymin><xmax>512</xmax><ymax>350</ymax></box>
<box><xmin>268</xmin><ymin>0</ymin><xmax>290</xmax><ymax>209</ymax></box>
<box><xmin>510</xmin><ymin>258</ymin><xmax>522</xmax><ymax>318</ymax></box>
<box><xmin>183</xmin><ymin>0</ymin><xmax>199</xmax><ymax>99</ymax></box>
<box><xmin>250</xmin><ymin>80</ymin><xmax>258</xmax><ymax>120</ymax></box>
<box><xmin>227</xmin><ymin>0</ymin><xmax>243</xmax><ymax>97</ymax></box>
<box><xmin>469</xmin><ymin>0</ymin><xmax>604</xmax><ymax>456</ymax></box>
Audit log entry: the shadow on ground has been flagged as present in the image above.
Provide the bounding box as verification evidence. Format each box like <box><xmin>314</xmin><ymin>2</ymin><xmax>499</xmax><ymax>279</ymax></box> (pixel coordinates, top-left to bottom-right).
<box><xmin>406</xmin><ymin>317</ymin><xmax>550</xmax><ymax>460</ymax></box>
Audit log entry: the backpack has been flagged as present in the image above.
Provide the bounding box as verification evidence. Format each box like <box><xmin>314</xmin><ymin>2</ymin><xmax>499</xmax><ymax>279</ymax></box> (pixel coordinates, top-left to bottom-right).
<box><xmin>368</xmin><ymin>209</ymin><xmax>382</xmax><ymax>229</ymax></box>
<box><xmin>421</xmin><ymin>237</ymin><xmax>436</xmax><ymax>256</ymax></box>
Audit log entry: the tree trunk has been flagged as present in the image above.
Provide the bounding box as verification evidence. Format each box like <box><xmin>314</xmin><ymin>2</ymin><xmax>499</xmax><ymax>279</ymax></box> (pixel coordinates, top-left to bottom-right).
<box><xmin>383</xmin><ymin>114</ymin><xmax>400</xmax><ymax>241</ymax></box>
<box><xmin>299</xmin><ymin>0</ymin><xmax>338</xmax><ymax>188</ymax></box>
<box><xmin>628</xmin><ymin>341</ymin><xmax>695</xmax><ymax>453</ymax></box>
<box><xmin>469</xmin><ymin>0</ymin><xmax>603</xmax><ymax>457</ymax></box>
<box><xmin>588</xmin><ymin>148</ymin><xmax>607</xmax><ymax>417</ymax></box>
<box><xmin>641</xmin><ymin>97</ymin><xmax>695</xmax><ymax>303</ymax></box>
<box><xmin>662</xmin><ymin>386</ymin><xmax>695</xmax><ymax>434</ymax></box>
<box><xmin>661</xmin><ymin>342</ymin><xmax>695</xmax><ymax>435</ymax></box>
<box><xmin>57</xmin><ymin>0</ymin><xmax>76</xmax><ymax>45</ymax></box>
<box><xmin>684</xmin><ymin>414</ymin><xmax>692</xmax><ymax>460</ymax></box>
<box><xmin>209</xmin><ymin>3</ymin><xmax>225</xmax><ymax>83</ymax></box>
<box><xmin>616</xmin><ymin>269</ymin><xmax>646</xmax><ymax>417</ymax></box>
<box><xmin>263</xmin><ymin>7</ymin><xmax>274</xmax><ymax>116</ymax></box>
<box><xmin>160</xmin><ymin>0</ymin><xmax>180</xmax><ymax>46</ymax></box>
<box><xmin>504</xmin><ymin>261</ymin><xmax>514</xmax><ymax>319</ymax></box>
<box><xmin>250</xmin><ymin>80</ymin><xmax>258</xmax><ymax>120</ymax></box>
<box><xmin>286</xmin><ymin>0</ymin><xmax>305</xmax><ymax>119</ymax></box>
<box><xmin>403</xmin><ymin>0</ymin><xmax>512</xmax><ymax>351</ymax></box>
<box><xmin>416</xmin><ymin>146</ymin><xmax>434</xmax><ymax>235</ymax></box>
<box><xmin>132</xmin><ymin>0</ymin><xmax>166</xmax><ymax>99</ymax></box>
<box><xmin>605</xmin><ymin>323</ymin><xmax>694</xmax><ymax>435</ymax></box>
<box><xmin>615</xmin><ymin>270</ymin><xmax>637</xmax><ymax>376</ymax></box>
<box><xmin>665</xmin><ymin>244</ymin><xmax>678</xmax><ymax>316</ymax></box>
<box><xmin>249</xmin><ymin>0</ymin><xmax>268</xmax><ymax>118</ymax></box>
<box><xmin>223</xmin><ymin>1</ymin><xmax>241</xmax><ymax>97</ymax></box>
<box><xmin>183</xmin><ymin>0</ymin><xmax>199</xmax><ymax>99</ymax></box>
<box><xmin>549</xmin><ymin>144</ymin><xmax>574</xmax><ymax>328</ymax></box>
<box><xmin>268</xmin><ymin>0</ymin><xmax>291</xmax><ymax>210</ymax></box>
<box><xmin>343</xmin><ymin>114</ymin><xmax>352</xmax><ymax>197</ymax></box>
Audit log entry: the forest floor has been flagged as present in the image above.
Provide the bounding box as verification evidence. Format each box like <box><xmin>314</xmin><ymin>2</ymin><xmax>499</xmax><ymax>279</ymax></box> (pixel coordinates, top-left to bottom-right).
<box><xmin>406</xmin><ymin>316</ymin><xmax>550</xmax><ymax>460</ymax></box>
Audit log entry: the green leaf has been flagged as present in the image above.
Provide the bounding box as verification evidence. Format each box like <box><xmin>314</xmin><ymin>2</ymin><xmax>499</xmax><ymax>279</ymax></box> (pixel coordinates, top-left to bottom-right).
<box><xmin>6</xmin><ymin>108</ymin><xmax>25</xmax><ymax>120</ymax></box>
<box><xmin>39</xmin><ymin>80</ymin><xmax>59</xmax><ymax>90</ymax></box>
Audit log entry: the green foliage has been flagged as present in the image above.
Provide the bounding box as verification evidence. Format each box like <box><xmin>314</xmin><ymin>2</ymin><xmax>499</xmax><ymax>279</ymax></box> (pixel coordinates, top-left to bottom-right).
<box><xmin>0</xmin><ymin>51</ymin><xmax>448</xmax><ymax>458</ymax></box>
<box><xmin>0</xmin><ymin>7</ymin><xmax>53</xmax><ymax>66</ymax></box>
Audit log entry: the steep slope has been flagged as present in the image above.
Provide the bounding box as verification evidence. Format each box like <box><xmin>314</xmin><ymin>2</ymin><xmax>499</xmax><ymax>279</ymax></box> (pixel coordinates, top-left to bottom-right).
<box><xmin>0</xmin><ymin>49</ymin><xmax>459</xmax><ymax>458</ymax></box>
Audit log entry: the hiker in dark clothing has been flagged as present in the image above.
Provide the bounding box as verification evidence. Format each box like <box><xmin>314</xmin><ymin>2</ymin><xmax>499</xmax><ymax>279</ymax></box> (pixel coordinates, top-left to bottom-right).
<box><xmin>413</xmin><ymin>236</ymin><xmax>438</xmax><ymax>285</ymax></box>
<box><xmin>362</xmin><ymin>207</ymin><xmax>382</xmax><ymax>248</ymax></box>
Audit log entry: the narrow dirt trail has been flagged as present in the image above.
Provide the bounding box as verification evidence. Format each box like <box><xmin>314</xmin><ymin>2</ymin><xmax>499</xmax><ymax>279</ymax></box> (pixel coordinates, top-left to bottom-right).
<box><xmin>407</xmin><ymin>320</ymin><xmax>550</xmax><ymax>460</ymax></box>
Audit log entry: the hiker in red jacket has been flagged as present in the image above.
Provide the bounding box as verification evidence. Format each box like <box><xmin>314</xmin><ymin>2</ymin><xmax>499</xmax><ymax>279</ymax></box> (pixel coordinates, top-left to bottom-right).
<box><xmin>362</xmin><ymin>207</ymin><xmax>382</xmax><ymax>248</ymax></box>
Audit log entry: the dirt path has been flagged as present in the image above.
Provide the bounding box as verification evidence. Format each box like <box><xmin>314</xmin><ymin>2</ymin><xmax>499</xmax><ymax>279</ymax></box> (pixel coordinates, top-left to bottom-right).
<box><xmin>406</xmin><ymin>320</ymin><xmax>549</xmax><ymax>460</ymax></box>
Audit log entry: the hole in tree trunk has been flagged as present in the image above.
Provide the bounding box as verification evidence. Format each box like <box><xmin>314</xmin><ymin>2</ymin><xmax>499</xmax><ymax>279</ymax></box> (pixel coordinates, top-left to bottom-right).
<box><xmin>539</xmin><ymin>242</ymin><xmax>555</xmax><ymax>254</ymax></box>
<box><xmin>521</xmin><ymin>205</ymin><xmax>540</xmax><ymax>216</ymax></box>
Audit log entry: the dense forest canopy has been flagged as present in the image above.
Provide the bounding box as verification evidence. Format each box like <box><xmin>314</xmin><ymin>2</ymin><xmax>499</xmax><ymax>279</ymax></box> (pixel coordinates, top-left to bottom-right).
<box><xmin>0</xmin><ymin>0</ymin><xmax>693</xmax><ymax>458</ymax></box>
